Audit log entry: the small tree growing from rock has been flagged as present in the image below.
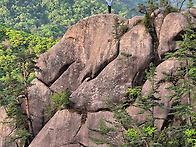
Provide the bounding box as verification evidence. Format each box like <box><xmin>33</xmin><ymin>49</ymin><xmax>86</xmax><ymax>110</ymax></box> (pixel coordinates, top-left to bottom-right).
<box><xmin>45</xmin><ymin>88</ymin><xmax>73</xmax><ymax>118</ymax></box>
<box><xmin>89</xmin><ymin>8</ymin><xmax>196</xmax><ymax>147</ymax></box>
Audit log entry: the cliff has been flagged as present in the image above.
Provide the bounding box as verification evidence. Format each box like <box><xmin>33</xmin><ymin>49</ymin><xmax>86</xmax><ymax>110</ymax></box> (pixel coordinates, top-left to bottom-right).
<box><xmin>1</xmin><ymin>9</ymin><xmax>196</xmax><ymax>147</ymax></box>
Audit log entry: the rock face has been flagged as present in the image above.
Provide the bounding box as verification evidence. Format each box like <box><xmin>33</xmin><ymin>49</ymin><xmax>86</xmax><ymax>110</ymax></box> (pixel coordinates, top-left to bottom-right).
<box><xmin>157</xmin><ymin>12</ymin><xmax>196</xmax><ymax>58</ymax></box>
<box><xmin>28</xmin><ymin>78</ymin><xmax>53</xmax><ymax>135</ymax></box>
<box><xmin>0</xmin><ymin>108</ymin><xmax>17</xmax><ymax>147</ymax></box>
<box><xmin>29</xmin><ymin>110</ymin><xmax>114</xmax><ymax>147</ymax></box>
<box><xmin>1</xmin><ymin>10</ymin><xmax>196</xmax><ymax>147</ymax></box>
<box><xmin>127</xmin><ymin>58</ymin><xmax>180</xmax><ymax>130</ymax></box>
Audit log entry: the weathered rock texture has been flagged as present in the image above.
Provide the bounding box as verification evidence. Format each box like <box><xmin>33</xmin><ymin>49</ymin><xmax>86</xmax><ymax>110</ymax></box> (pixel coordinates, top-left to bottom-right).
<box><xmin>0</xmin><ymin>108</ymin><xmax>16</xmax><ymax>147</ymax></box>
<box><xmin>28</xmin><ymin>78</ymin><xmax>53</xmax><ymax>135</ymax></box>
<box><xmin>1</xmin><ymin>10</ymin><xmax>196</xmax><ymax>147</ymax></box>
<box><xmin>127</xmin><ymin>58</ymin><xmax>180</xmax><ymax>130</ymax></box>
<box><xmin>29</xmin><ymin>110</ymin><xmax>115</xmax><ymax>147</ymax></box>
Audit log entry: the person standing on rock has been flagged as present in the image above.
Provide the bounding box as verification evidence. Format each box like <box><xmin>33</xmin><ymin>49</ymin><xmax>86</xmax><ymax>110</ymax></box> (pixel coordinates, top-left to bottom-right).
<box><xmin>106</xmin><ymin>0</ymin><xmax>113</xmax><ymax>13</ymax></box>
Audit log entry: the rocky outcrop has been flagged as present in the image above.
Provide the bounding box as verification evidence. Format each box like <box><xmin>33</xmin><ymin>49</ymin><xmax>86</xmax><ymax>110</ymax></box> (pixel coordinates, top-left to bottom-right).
<box><xmin>29</xmin><ymin>110</ymin><xmax>115</xmax><ymax>147</ymax></box>
<box><xmin>127</xmin><ymin>58</ymin><xmax>180</xmax><ymax>130</ymax></box>
<box><xmin>158</xmin><ymin>13</ymin><xmax>188</xmax><ymax>58</ymax></box>
<box><xmin>1</xmin><ymin>10</ymin><xmax>196</xmax><ymax>147</ymax></box>
<box><xmin>158</xmin><ymin>11</ymin><xmax>196</xmax><ymax>58</ymax></box>
<box><xmin>70</xmin><ymin>24</ymin><xmax>153</xmax><ymax>111</ymax></box>
<box><xmin>28</xmin><ymin>78</ymin><xmax>53</xmax><ymax>135</ymax></box>
<box><xmin>29</xmin><ymin>11</ymin><xmax>195</xmax><ymax>146</ymax></box>
<box><xmin>0</xmin><ymin>108</ymin><xmax>16</xmax><ymax>147</ymax></box>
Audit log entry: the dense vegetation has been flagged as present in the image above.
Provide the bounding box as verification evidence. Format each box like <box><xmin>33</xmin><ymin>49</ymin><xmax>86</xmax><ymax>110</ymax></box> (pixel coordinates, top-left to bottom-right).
<box><xmin>0</xmin><ymin>23</ymin><xmax>58</xmax><ymax>146</ymax></box>
<box><xmin>0</xmin><ymin>23</ymin><xmax>58</xmax><ymax>106</ymax></box>
<box><xmin>0</xmin><ymin>0</ymin><xmax>145</xmax><ymax>38</ymax></box>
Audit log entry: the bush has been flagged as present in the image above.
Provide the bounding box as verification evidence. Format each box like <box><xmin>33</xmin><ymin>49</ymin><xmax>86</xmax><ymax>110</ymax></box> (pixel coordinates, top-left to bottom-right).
<box><xmin>46</xmin><ymin>89</ymin><xmax>73</xmax><ymax>118</ymax></box>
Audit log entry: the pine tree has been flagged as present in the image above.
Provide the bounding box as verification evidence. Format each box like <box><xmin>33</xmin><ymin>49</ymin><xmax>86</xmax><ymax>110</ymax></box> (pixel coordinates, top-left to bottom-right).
<box><xmin>89</xmin><ymin>7</ymin><xmax>196</xmax><ymax>147</ymax></box>
<box><xmin>0</xmin><ymin>48</ymin><xmax>38</xmax><ymax>146</ymax></box>
<box><xmin>164</xmin><ymin>13</ymin><xmax>196</xmax><ymax>146</ymax></box>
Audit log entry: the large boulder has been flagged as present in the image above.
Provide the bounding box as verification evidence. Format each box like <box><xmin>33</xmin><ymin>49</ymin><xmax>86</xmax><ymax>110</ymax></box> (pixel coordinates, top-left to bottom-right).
<box><xmin>35</xmin><ymin>14</ymin><xmax>153</xmax><ymax>112</ymax></box>
<box><xmin>25</xmin><ymin>11</ymin><xmax>196</xmax><ymax>147</ymax></box>
<box><xmin>158</xmin><ymin>12</ymin><xmax>188</xmax><ymax>58</ymax></box>
<box><xmin>70</xmin><ymin>24</ymin><xmax>153</xmax><ymax>111</ymax></box>
<box><xmin>28</xmin><ymin>79</ymin><xmax>53</xmax><ymax>135</ymax></box>
<box><xmin>127</xmin><ymin>58</ymin><xmax>180</xmax><ymax>130</ymax></box>
<box><xmin>29</xmin><ymin>110</ymin><xmax>115</xmax><ymax>147</ymax></box>
<box><xmin>36</xmin><ymin>14</ymin><xmax>127</xmax><ymax>93</ymax></box>
<box><xmin>29</xmin><ymin>110</ymin><xmax>82</xmax><ymax>147</ymax></box>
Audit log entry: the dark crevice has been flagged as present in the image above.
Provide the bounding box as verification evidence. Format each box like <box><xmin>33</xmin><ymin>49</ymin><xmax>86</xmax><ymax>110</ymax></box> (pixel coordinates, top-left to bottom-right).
<box><xmin>173</xmin><ymin>30</ymin><xmax>185</xmax><ymax>41</ymax></box>
<box><xmin>91</xmin><ymin>41</ymin><xmax>120</xmax><ymax>81</ymax></box>
<box><xmin>81</xmin><ymin>71</ymin><xmax>92</xmax><ymax>83</ymax></box>
<box><xmin>132</xmin><ymin>68</ymin><xmax>148</xmax><ymax>88</ymax></box>
<box><xmin>79</xmin><ymin>142</ymin><xmax>88</xmax><ymax>147</ymax></box>
<box><xmin>93</xmin><ymin>108</ymin><xmax>112</xmax><ymax>113</ymax></box>
<box><xmin>161</xmin><ymin>114</ymin><xmax>174</xmax><ymax>131</ymax></box>
<box><xmin>161</xmin><ymin>27</ymin><xmax>196</xmax><ymax>60</ymax></box>
<box><xmin>160</xmin><ymin>93</ymin><xmax>182</xmax><ymax>130</ymax></box>
<box><xmin>161</xmin><ymin>102</ymin><xmax>177</xmax><ymax>131</ymax></box>
<box><xmin>48</xmin><ymin>61</ymin><xmax>75</xmax><ymax>86</ymax></box>
<box><xmin>68</xmin><ymin>142</ymin><xmax>87</xmax><ymax>147</ymax></box>
<box><xmin>72</xmin><ymin>123</ymin><xmax>83</xmax><ymax>139</ymax></box>
<box><xmin>36</xmin><ymin>77</ymin><xmax>50</xmax><ymax>88</ymax></box>
<box><xmin>72</xmin><ymin>109</ymin><xmax>88</xmax><ymax>139</ymax></box>
<box><xmin>35</xmin><ymin>78</ymin><xmax>56</xmax><ymax>93</ymax></box>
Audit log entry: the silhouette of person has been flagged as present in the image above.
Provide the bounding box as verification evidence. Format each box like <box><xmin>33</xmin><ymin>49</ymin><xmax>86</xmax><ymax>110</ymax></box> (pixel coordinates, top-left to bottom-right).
<box><xmin>106</xmin><ymin>0</ymin><xmax>113</xmax><ymax>13</ymax></box>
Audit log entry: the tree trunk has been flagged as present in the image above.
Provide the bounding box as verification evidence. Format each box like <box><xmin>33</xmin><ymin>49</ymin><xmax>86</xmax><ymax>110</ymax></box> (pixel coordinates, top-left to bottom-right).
<box><xmin>23</xmin><ymin>62</ymin><xmax>35</xmax><ymax>139</ymax></box>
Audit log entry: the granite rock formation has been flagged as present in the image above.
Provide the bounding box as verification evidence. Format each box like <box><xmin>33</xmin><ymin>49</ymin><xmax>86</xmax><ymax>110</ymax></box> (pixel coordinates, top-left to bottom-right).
<box><xmin>0</xmin><ymin>9</ymin><xmax>196</xmax><ymax>147</ymax></box>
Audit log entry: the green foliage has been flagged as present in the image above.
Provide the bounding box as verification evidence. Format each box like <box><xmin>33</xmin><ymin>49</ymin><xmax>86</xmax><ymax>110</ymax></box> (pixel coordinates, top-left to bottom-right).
<box><xmin>125</xmin><ymin>86</ymin><xmax>141</xmax><ymax>101</ymax></box>
<box><xmin>0</xmin><ymin>24</ymin><xmax>57</xmax><ymax>145</ymax></box>
<box><xmin>112</xmin><ymin>17</ymin><xmax>128</xmax><ymax>41</ymax></box>
<box><xmin>3</xmin><ymin>101</ymin><xmax>31</xmax><ymax>147</ymax></box>
<box><xmin>126</xmin><ymin>128</ymin><xmax>139</xmax><ymax>138</ymax></box>
<box><xmin>123</xmin><ymin>86</ymin><xmax>142</xmax><ymax>108</ymax></box>
<box><xmin>0</xmin><ymin>24</ymin><xmax>57</xmax><ymax>107</ymax></box>
<box><xmin>185</xmin><ymin>129</ymin><xmax>196</xmax><ymax>147</ymax></box>
<box><xmin>161</xmin><ymin>15</ymin><xmax>196</xmax><ymax>147</ymax></box>
<box><xmin>120</xmin><ymin>52</ymin><xmax>132</xmax><ymax>58</ymax></box>
<box><xmin>46</xmin><ymin>89</ymin><xmax>73</xmax><ymax>118</ymax></box>
<box><xmin>187</xmin><ymin>0</ymin><xmax>194</xmax><ymax>8</ymax></box>
<box><xmin>0</xmin><ymin>0</ymin><xmax>144</xmax><ymax>38</ymax></box>
<box><xmin>9</xmin><ymin>129</ymin><xmax>31</xmax><ymax>147</ymax></box>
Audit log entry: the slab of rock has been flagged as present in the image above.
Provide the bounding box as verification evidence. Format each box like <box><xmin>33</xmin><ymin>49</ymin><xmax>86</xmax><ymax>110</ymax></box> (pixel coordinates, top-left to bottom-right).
<box><xmin>29</xmin><ymin>110</ymin><xmax>82</xmax><ymax>147</ymax></box>
<box><xmin>0</xmin><ymin>107</ymin><xmax>17</xmax><ymax>147</ymax></box>
<box><xmin>37</xmin><ymin>14</ymin><xmax>127</xmax><ymax>93</ymax></box>
<box><xmin>28</xmin><ymin>79</ymin><xmax>53</xmax><ymax>135</ymax></box>
<box><xmin>29</xmin><ymin>110</ymin><xmax>115</xmax><ymax>147</ymax></box>
<box><xmin>127</xmin><ymin>58</ymin><xmax>180</xmax><ymax>130</ymax></box>
<box><xmin>158</xmin><ymin>13</ymin><xmax>188</xmax><ymax>58</ymax></box>
<box><xmin>70</xmin><ymin>24</ymin><xmax>153</xmax><ymax>111</ymax></box>
<box><xmin>128</xmin><ymin>16</ymin><xmax>144</xmax><ymax>29</ymax></box>
<box><xmin>74</xmin><ymin>111</ymin><xmax>116</xmax><ymax>147</ymax></box>
<box><xmin>154</xmin><ymin>12</ymin><xmax>164</xmax><ymax>40</ymax></box>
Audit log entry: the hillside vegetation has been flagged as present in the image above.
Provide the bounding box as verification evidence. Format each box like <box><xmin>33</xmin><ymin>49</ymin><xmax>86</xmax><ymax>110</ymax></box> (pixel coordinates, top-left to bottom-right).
<box><xmin>0</xmin><ymin>23</ymin><xmax>58</xmax><ymax>105</ymax></box>
<box><xmin>0</xmin><ymin>0</ymin><xmax>144</xmax><ymax>38</ymax></box>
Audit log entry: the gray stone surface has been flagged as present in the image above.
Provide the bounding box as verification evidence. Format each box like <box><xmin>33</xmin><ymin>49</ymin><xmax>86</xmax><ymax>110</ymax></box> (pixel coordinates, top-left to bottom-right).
<box><xmin>158</xmin><ymin>12</ymin><xmax>188</xmax><ymax>58</ymax></box>
<box><xmin>28</xmin><ymin>78</ymin><xmax>53</xmax><ymax>135</ymax></box>
<box><xmin>0</xmin><ymin>107</ymin><xmax>17</xmax><ymax>147</ymax></box>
